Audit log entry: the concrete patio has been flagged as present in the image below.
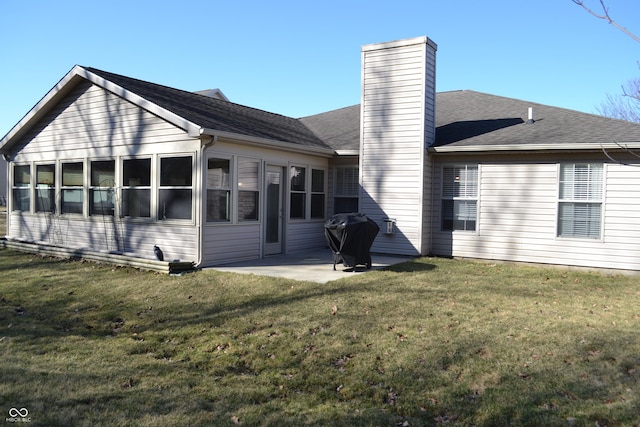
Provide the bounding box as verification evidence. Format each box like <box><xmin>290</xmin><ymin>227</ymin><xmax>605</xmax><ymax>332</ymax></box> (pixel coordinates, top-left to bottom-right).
<box><xmin>209</xmin><ymin>248</ymin><xmax>414</xmax><ymax>283</ymax></box>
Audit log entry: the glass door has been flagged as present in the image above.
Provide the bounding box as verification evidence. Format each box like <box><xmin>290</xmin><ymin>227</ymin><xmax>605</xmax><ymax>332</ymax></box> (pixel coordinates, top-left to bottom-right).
<box><xmin>264</xmin><ymin>165</ymin><xmax>284</xmax><ymax>255</ymax></box>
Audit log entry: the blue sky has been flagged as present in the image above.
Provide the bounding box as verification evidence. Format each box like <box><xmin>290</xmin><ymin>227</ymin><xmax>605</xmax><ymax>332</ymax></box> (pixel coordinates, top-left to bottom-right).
<box><xmin>1</xmin><ymin>0</ymin><xmax>639</xmax><ymax>137</ymax></box>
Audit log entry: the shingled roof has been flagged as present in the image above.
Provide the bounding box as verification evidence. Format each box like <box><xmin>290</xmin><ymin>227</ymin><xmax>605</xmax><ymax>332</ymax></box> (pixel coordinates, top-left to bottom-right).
<box><xmin>299</xmin><ymin>90</ymin><xmax>640</xmax><ymax>152</ymax></box>
<box><xmin>4</xmin><ymin>66</ymin><xmax>640</xmax><ymax>157</ymax></box>
<box><xmin>434</xmin><ymin>90</ymin><xmax>640</xmax><ymax>149</ymax></box>
<box><xmin>85</xmin><ymin>67</ymin><xmax>330</xmax><ymax>150</ymax></box>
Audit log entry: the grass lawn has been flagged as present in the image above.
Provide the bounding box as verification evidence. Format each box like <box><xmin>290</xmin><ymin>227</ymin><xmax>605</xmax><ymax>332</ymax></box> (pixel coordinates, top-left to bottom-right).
<box><xmin>1</xmin><ymin>248</ymin><xmax>639</xmax><ymax>426</ymax></box>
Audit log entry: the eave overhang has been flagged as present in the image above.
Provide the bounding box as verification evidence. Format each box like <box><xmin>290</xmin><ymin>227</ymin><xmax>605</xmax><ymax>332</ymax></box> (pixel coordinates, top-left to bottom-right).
<box><xmin>199</xmin><ymin>128</ymin><xmax>336</xmax><ymax>158</ymax></box>
<box><xmin>0</xmin><ymin>65</ymin><xmax>203</xmax><ymax>154</ymax></box>
<box><xmin>428</xmin><ymin>141</ymin><xmax>640</xmax><ymax>154</ymax></box>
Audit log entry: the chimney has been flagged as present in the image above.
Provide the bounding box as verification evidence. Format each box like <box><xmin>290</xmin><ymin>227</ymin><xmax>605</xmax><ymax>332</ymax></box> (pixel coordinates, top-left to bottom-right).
<box><xmin>359</xmin><ymin>36</ymin><xmax>437</xmax><ymax>256</ymax></box>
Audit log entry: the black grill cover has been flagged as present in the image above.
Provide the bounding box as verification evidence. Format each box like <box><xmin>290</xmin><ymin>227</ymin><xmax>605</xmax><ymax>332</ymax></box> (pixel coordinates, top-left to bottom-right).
<box><xmin>324</xmin><ymin>213</ymin><xmax>379</xmax><ymax>269</ymax></box>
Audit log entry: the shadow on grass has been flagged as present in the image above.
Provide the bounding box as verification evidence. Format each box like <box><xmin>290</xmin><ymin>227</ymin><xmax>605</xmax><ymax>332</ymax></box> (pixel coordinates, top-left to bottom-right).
<box><xmin>383</xmin><ymin>258</ymin><xmax>438</xmax><ymax>273</ymax></box>
<box><xmin>3</xmin><ymin>250</ymin><xmax>640</xmax><ymax>425</ymax></box>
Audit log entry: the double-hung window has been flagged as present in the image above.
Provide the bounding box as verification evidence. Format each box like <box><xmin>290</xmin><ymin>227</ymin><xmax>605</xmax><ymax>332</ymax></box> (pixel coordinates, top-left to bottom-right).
<box><xmin>290</xmin><ymin>166</ymin><xmax>306</xmax><ymax>219</ymax></box>
<box><xmin>12</xmin><ymin>165</ymin><xmax>31</xmax><ymax>212</ymax></box>
<box><xmin>122</xmin><ymin>158</ymin><xmax>151</xmax><ymax>218</ymax></box>
<box><xmin>61</xmin><ymin>162</ymin><xmax>84</xmax><ymax>214</ymax></box>
<box><xmin>36</xmin><ymin>164</ymin><xmax>55</xmax><ymax>213</ymax></box>
<box><xmin>90</xmin><ymin>160</ymin><xmax>115</xmax><ymax>216</ymax></box>
<box><xmin>441</xmin><ymin>164</ymin><xmax>478</xmax><ymax>231</ymax></box>
<box><xmin>206</xmin><ymin>158</ymin><xmax>231</xmax><ymax>222</ymax></box>
<box><xmin>334</xmin><ymin>166</ymin><xmax>359</xmax><ymax>214</ymax></box>
<box><xmin>558</xmin><ymin>163</ymin><xmax>603</xmax><ymax>239</ymax></box>
<box><xmin>159</xmin><ymin>156</ymin><xmax>193</xmax><ymax>220</ymax></box>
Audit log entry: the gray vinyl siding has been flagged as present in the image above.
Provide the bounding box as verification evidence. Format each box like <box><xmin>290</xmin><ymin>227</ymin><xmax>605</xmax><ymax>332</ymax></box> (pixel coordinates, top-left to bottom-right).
<box><xmin>7</xmin><ymin>80</ymin><xmax>200</xmax><ymax>263</ymax></box>
<box><xmin>287</xmin><ymin>221</ymin><xmax>326</xmax><ymax>253</ymax></box>
<box><xmin>8</xmin><ymin>215</ymin><xmax>197</xmax><ymax>261</ymax></box>
<box><xmin>431</xmin><ymin>155</ymin><xmax>640</xmax><ymax>272</ymax></box>
<box><xmin>11</xmin><ymin>81</ymin><xmax>193</xmax><ymax>162</ymax></box>
<box><xmin>360</xmin><ymin>37</ymin><xmax>436</xmax><ymax>256</ymax></box>
<box><xmin>202</xmin><ymin>224</ymin><xmax>261</xmax><ymax>265</ymax></box>
<box><xmin>199</xmin><ymin>141</ymin><xmax>329</xmax><ymax>266</ymax></box>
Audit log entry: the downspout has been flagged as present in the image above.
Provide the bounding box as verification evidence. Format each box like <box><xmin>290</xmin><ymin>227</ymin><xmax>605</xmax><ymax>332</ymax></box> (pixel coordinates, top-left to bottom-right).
<box><xmin>196</xmin><ymin>133</ymin><xmax>218</xmax><ymax>268</ymax></box>
<box><xmin>3</xmin><ymin>154</ymin><xmax>12</xmax><ymax>238</ymax></box>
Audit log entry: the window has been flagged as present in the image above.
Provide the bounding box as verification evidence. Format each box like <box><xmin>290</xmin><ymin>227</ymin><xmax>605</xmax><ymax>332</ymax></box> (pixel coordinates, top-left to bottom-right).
<box><xmin>334</xmin><ymin>166</ymin><xmax>359</xmax><ymax>214</ymax></box>
<box><xmin>61</xmin><ymin>162</ymin><xmax>84</xmax><ymax>214</ymax></box>
<box><xmin>122</xmin><ymin>158</ymin><xmax>151</xmax><ymax>218</ymax></box>
<box><xmin>290</xmin><ymin>166</ymin><xmax>306</xmax><ymax>219</ymax></box>
<box><xmin>12</xmin><ymin>165</ymin><xmax>31</xmax><ymax>212</ymax></box>
<box><xmin>238</xmin><ymin>158</ymin><xmax>259</xmax><ymax>221</ymax></box>
<box><xmin>441</xmin><ymin>165</ymin><xmax>478</xmax><ymax>231</ymax></box>
<box><xmin>159</xmin><ymin>156</ymin><xmax>193</xmax><ymax>220</ymax></box>
<box><xmin>90</xmin><ymin>160</ymin><xmax>115</xmax><ymax>216</ymax></box>
<box><xmin>206</xmin><ymin>158</ymin><xmax>230</xmax><ymax>222</ymax></box>
<box><xmin>558</xmin><ymin>163</ymin><xmax>603</xmax><ymax>239</ymax></box>
<box><xmin>36</xmin><ymin>164</ymin><xmax>55</xmax><ymax>213</ymax></box>
<box><xmin>311</xmin><ymin>169</ymin><xmax>325</xmax><ymax>219</ymax></box>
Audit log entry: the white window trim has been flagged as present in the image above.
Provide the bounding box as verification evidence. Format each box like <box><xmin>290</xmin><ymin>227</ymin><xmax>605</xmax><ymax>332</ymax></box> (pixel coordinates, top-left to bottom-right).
<box><xmin>236</xmin><ymin>156</ymin><xmax>261</xmax><ymax>223</ymax></box>
<box><xmin>205</xmin><ymin>154</ymin><xmax>233</xmax><ymax>223</ymax></box>
<box><xmin>89</xmin><ymin>158</ymin><xmax>117</xmax><ymax>217</ymax></box>
<box><xmin>288</xmin><ymin>163</ymin><xmax>307</xmax><ymax>221</ymax></box>
<box><xmin>120</xmin><ymin>156</ymin><xmax>154</xmax><ymax>222</ymax></box>
<box><xmin>34</xmin><ymin>161</ymin><xmax>57</xmax><ymax>215</ymax></box>
<box><xmin>10</xmin><ymin>163</ymin><xmax>33</xmax><ymax>213</ymax></box>
<box><xmin>60</xmin><ymin>159</ymin><xmax>86</xmax><ymax>216</ymax></box>
<box><xmin>333</xmin><ymin>165</ymin><xmax>359</xmax><ymax>214</ymax></box>
<box><xmin>440</xmin><ymin>163</ymin><xmax>480</xmax><ymax>233</ymax></box>
<box><xmin>556</xmin><ymin>162</ymin><xmax>605</xmax><ymax>241</ymax></box>
<box><xmin>157</xmin><ymin>153</ymin><xmax>196</xmax><ymax>223</ymax></box>
<box><xmin>310</xmin><ymin>167</ymin><xmax>327</xmax><ymax>220</ymax></box>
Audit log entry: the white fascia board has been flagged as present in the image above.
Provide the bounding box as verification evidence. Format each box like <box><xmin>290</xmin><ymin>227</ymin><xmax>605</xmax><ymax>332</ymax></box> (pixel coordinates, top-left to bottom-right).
<box><xmin>200</xmin><ymin>128</ymin><xmax>336</xmax><ymax>158</ymax></box>
<box><xmin>0</xmin><ymin>65</ymin><xmax>85</xmax><ymax>151</ymax></box>
<box><xmin>428</xmin><ymin>141</ymin><xmax>640</xmax><ymax>153</ymax></box>
<box><xmin>0</xmin><ymin>65</ymin><xmax>202</xmax><ymax>153</ymax></box>
<box><xmin>79</xmin><ymin>67</ymin><xmax>202</xmax><ymax>137</ymax></box>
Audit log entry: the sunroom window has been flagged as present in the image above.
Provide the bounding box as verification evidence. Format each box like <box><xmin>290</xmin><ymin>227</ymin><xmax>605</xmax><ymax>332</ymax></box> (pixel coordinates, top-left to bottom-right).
<box><xmin>207</xmin><ymin>158</ymin><xmax>230</xmax><ymax>222</ymax></box>
<box><xmin>61</xmin><ymin>162</ymin><xmax>84</xmax><ymax>214</ymax></box>
<box><xmin>311</xmin><ymin>169</ymin><xmax>325</xmax><ymax>219</ymax></box>
<box><xmin>290</xmin><ymin>166</ymin><xmax>306</xmax><ymax>219</ymax></box>
<box><xmin>90</xmin><ymin>160</ymin><xmax>115</xmax><ymax>216</ymax></box>
<box><xmin>12</xmin><ymin>164</ymin><xmax>31</xmax><ymax>212</ymax></box>
<box><xmin>441</xmin><ymin>165</ymin><xmax>478</xmax><ymax>231</ymax></box>
<box><xmin>159</xmin><ymin>156</ymin><xmax>193</xmax><ymax>220</ymax></box>
<box><xmin>238</xmin><ymin>158</ymin><xmax>259</xmax><ymax>221</ymax></box>
<box><xmin>122</xmin><ymin>158</ymin><xmax>151</xmax><ymax>218</ymax></box>
<box><xmin>35</xmin><ymin>164</ymin><xmax>55</xmax><ymax>213</ymax></box>
<box><xmin>558</xmin><ymin>163</ymin><xmax>603</xmax><ymax>239</ymax></box>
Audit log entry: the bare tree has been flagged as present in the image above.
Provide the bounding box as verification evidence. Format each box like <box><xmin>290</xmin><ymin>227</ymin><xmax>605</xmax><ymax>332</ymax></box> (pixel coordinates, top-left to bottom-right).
<box><xmin>572</xmin><ymin>0</ymin><xmax>640</xmax><ymax>123</ymax></box>
<box><xmin>596</xmin><ymin>72</ymin><xmax>640</xmax><ymax>123</ymax></box>
<box><xmin>571</xmin><ymin>0</ymin><xmax>640</xmax><ymax>43</ymax></box>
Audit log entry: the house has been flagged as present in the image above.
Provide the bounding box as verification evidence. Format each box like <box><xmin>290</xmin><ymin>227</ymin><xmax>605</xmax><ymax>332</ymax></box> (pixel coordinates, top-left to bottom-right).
<box><xmin>3</xmin><ymin>36</ymin><xmax>640</xmax><ymax>273</ymax></box>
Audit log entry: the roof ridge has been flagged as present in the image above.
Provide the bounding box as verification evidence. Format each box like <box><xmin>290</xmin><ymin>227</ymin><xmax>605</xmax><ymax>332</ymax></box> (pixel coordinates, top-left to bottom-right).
<box><xmin>85</xmin><ymin>66</ymin><xmax>305</xmax><ymax>122</ymax></box>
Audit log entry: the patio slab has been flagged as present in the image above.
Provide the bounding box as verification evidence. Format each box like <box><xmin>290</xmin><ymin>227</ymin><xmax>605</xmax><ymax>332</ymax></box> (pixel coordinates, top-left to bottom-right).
<box><xmin>209</xmin><ymin>248</ymin><xmax>413</xmax><ymax>283</ymax></box>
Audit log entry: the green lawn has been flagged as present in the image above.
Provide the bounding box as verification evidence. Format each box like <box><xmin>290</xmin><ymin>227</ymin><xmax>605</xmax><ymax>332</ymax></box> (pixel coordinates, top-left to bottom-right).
<box><xmin>1</xmin><ymin>248</ymin><xmax>639</xmax><ymax>426</ymax></box>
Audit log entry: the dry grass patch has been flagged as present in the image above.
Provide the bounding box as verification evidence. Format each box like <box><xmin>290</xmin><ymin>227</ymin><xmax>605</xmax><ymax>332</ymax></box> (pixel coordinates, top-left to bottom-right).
<box><xmin>1</xmin><ymin>249</ymin><xmax>640</xmax><ymax>426</ymax></box>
